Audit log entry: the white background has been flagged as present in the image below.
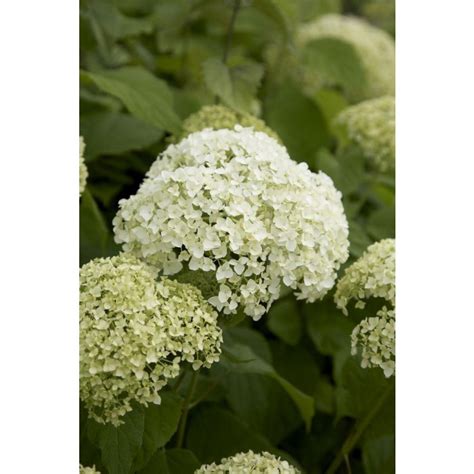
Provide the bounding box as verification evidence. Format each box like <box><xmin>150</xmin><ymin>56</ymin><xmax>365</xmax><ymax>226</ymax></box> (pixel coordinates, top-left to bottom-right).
<box><xmin>0</xmin><ymin>0</ymin><xmax>473</xmax><ymax>472</ymax></box>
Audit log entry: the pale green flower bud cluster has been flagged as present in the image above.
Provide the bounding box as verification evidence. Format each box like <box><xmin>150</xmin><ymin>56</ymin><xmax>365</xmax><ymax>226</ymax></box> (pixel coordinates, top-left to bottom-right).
<box><xmin>335</xmin><ymin>239</ymin><xmax>395</xmax><ymax>377</ymax></box>
<box><xmin>80</xmin><ymin>465</ymin><xmax>100</xmax><ymax>474</ymax></box>
<box><xmin>80</xmin><ymin>136</ymin><xmax>88</xmax><ymax>196</ymax></box>
<box><xmin>113</xmin><ymin>127</ymin><xmax>349</xmax><ymax>320</ymax></box>
<box><xmin>195</xmin><ymin>450</ymin><xmax>300</xmax><ymax>473</ymax></box>
<box><xmin>80</xmin><ymin>254</ymin><xmax>222</xmax><ymax>425</ymax></box>
<box><xmin>335</xmin><ymin>238</ymin><xmax>395</xmax><ymax>314</ymax></box>
<box><xmin>335</xmin><ymin>96</ymin><xmax>395</xmax><ymax>172</ymax></box>
<box><xmin>298</xmin><ymin>14</ymin><xmax>395</xmax><ymax>101</ymax></box>
<box><xmin>351</xmin><ymin>306</ymin><xmax>395</xmax><ymax>378</ymax></box>
<box><xmin>175</xmin><ymin>105</ymin><xmax>280</xmax><ymax>143</ymax></box>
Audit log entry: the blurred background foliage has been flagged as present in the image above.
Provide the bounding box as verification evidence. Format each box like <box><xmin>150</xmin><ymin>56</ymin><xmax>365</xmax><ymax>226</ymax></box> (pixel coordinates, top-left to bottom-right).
<box><xmin>80</xmin><ymin>0</ymin><xmax>395</xmax><ymax>473</ymax></box>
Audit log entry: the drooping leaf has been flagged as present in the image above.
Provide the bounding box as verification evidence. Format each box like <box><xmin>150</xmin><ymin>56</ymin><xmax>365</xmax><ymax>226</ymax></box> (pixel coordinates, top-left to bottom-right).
<box><xmin>139</xmin><ymin>448</ymin><xmax>200</xmax><ymax>474</ymax></box>
<box><xmin>366</xmin><ymin>206</ymin><xmax>396</xmax><ymax>241</ymax></box>
<box><xmin>132</xmin><ymin>392</ymin><xmax>183</xmax><ymax>471</ymax></box>
<box><xmin>186</xmin><ymin>405</ymin><xmax>299</xmax><ymax>467</ymax></box>
<box><xmin>86</xmin><ymin>66</ymin><xmax>182</xmax><ymax>133</ymax></box>
<box><xmin>266</xmin><ymin>299</ymin><xmax>302</xmax><ymax>346</ymax></box>
<box><xmin>80</xmin><ymin>112</ymin><xmax>164</xmax><ymax>159</ymax></box>
<box><xmin>90</xmin><ymin>0</ymin><xmax>154</xmax><ymax>40</ymax></box>
<box><xmin>218</xmin><ymin>330</ymin><xmax>315</xmax><ymax>430</ymax></box>
<box><xmin>253</xmin><ymin>0</ymin><xmax>298</xmax><ymax>39</ymax></box>
<box><xmin>88</xmin><ymin>408</ymin><xmax>145</xmax><ymax>474</ymax></box>
<box><xmin>301</xmin><ymin>37</ymin><xmax>367</xmax><ymax>101</ymax></box>
<box><xmin>263</xmin><ymin>80</ymin><xmax>330</xmax><ymax>163</ymax></box>
<box><xmin>80</xmin><ymin>189</ymin><xmax>117</xmax><ymax>265</ymax></box>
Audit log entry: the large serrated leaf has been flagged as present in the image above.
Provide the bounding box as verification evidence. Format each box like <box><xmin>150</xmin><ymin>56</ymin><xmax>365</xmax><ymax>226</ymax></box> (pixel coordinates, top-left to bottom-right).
<box><xmin>218</xmin><ymin>329</ymin><xmax>315</xmax><ymax>430</ymax></box>
<box><xmin>88</xmin><ymin>408</ymin><xmax>145</xmax><ymax>474</ymax></box>
<box><xmin>86</xmin><ymin>66</ymin><xmax>182</xmax><ymax>134</ymax></box>
<box><xmin>80</xmin><ymin>112</ymin><xmax>163</xmax><ymax>159</ymax></box>
<box><xmin>202</xmin><ymin>58</ymin><xmax>263</xmax><ymax>114</ymax></box>
<box><xmin>132</xmin><ymin>392</ymin><xmax>183</xmax><ymax>471</ymax></box>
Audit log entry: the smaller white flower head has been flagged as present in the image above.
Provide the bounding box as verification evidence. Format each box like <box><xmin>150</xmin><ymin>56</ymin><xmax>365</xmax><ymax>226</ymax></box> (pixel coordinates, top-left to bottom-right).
<box><xmin>335</xmin><ymin>238</ymin><xmax>395</xmax><ymax>314</ymax></box>
<box><xmin>335</xmin><ymin>96</ymin><xmax>395</xmax><ymax>172</ymax></box>
<box><xmin>80</xmin><ymin>466</ymin><xmax>100</xmax><ymax>474</ymax></box>
<box><xmin>195</xmin><ymin>450</ymin><xmax>300</xmax><ymax>473</ymax></box>
<box><xmin>80</xmin><ymin>136</ymin><xmax>88</xmax><ymax>196</ymax></box>
<box><xmin>113</xmin><ymin>127</ymin><xmax>349</xmax><ymax>320</ymax></box>
<box><xmin>351</xmin><ymin>306</ymin><xmax>395</xmax><ymax>378</ymax></box>
<box><xmin>80</xmin><ymin>254</ymin><xmax>222</xmax><ymax>425</ymax></box>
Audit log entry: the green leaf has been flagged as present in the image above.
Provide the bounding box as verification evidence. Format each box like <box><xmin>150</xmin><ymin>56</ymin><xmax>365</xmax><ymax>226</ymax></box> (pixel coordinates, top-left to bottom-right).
<box><xmin>305</xmin><ymin>300</ymin><xmax>354</xmax><ymax>358</ymax></box>
<box><xmin>219</xmin><ymin>330</ymin><xmax>315</xmax><ymax>430</ymax></box>
<box><xmin>80</xmin><ymin>112</ymin><xmax>164</xmax><ymax>159</ymax></box>
<box><xmin>253</xmin><ymin>0</ymin><xmax>297</xmax><ymax>38</ymax></box>
<box><xmin>362</xmin><ymin>435</ymin><xmax>395</xmax><ymax>474</ymax></box>
<box><xmin>263</xmin><ymin>80</ymin><xmax>330</xmax><ymax>163</ymax></box>
<box><xmin>88</xmin><ymin>408</ymin><xmax>145</xmax><ymax>474</ymax></box>
<box><xmin>313</xmin><ymin>88</ymin><xmax>349</xmax><ymax>127</ymax></box>
<box><xmin>132</xmin><ymin>392</ymin><xmax>182</xmax><ymax>471</ymax></box>
<box><xmin>267</xmin><ymin>299</ymin><xmax>302</xmax><ymax>346</ymax></box>
<box><xmin>366</xmin><ymin>206</ymin><xmax>395</xmax><ymax>241</ymax></box>
<box><xmin>80</xmin><ymin>189</ymin><xmax>117</xmax><ymax>265</ymax></box>
<box><xmin>90</xmin><ymin>0</ymin><xmax>154</xmax><ymax>40</ymax></box>
<box><xmin>301</xmin><ymin>37</ymin><xmax>367</xmax><ymax>101</ymax></box>
<box><xmin>202</xmin><ymin>58</ymin><xmax>264</xmax><ymax>114</ymax></box>
<box><xmin>316</xmin><ymin>148</ymin><xmax>365</xmax><ymax>196</ymax></box>
<box><xmin>139</xmin><ymin>448</ymin><xmax>200</xmax><ymax>474</ymax></box>
<box><xmin>348</xmin><ymin>219</ymin><xmax>373</xmax><ymax>258</ymax></box>
<box><xmin>186</xmin><ymin>405</ymin><xmax>298</xmax><ymax>467</ymax></box>
<box><xmin>86</xmin><ymin>66</ymin><xmax>182</xmax><ymax>134</ymax></box>
<box><xmin>336</xmin><ymin>357</ymin><xmax>395</xmax><ymax>439</ymax></box>
<box><xmin>221</xmin><ymin>373</ymin><xmax>301</xmax><ymax>444</ymax></box>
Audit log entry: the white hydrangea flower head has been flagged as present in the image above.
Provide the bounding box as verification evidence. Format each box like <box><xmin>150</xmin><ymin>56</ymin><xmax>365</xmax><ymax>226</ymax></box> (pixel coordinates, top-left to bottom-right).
<box><xmin>113</xmin><ymin>127</ymin><xmax>349</xmax><ymax>320</ymax></box>
<box><xmin>80</xmin><ymin>465</ymin><xmax>100</xmax><ymax>474</ymax></box>
<box><xmin>80</xmin><ymin>136</ymin><xmax>88</xmax><ymax>196</ymax></box>
<box><xmin>195</xmin><ymin>450</ymin><xmax>300</xmax><ymax>473</ymax></box>
<box><xmin>174</xmin><ymin>105</ymin><xmax>280</xmax><ymax>143</ymax></box>
<box><xmin>335</xmin><ymin>96</ymin><xmax>395</xmax><ymax>172</ymax></box>
<box><xmin>298</xmin><ymin>14</ymin><xmax>395</xmax><ymax>101</ymax></box>
<box><xmin>80</xmin><ymin>254</ymin><xmax>222</xmax><ymax>425</ymax></box>
<box><xmin>351</xmin><ymin>306</ymin><xmax>395</xmax><ymax>377</ymax></box>
<box><xmin>334</xmin><ymin>238</ymin><xmax>395</xmax><ymax>315</ymax></box>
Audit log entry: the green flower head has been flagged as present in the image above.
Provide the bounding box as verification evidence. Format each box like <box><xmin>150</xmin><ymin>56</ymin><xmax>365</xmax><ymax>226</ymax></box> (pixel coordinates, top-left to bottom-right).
<box><xmin>335</xmin><ymin>96</ymin><xmax>395</xmax><ymax>172</ymax></box>
<box><xmin>80</xmin><ymin>466</ymin><xmax>100</xmax><ymax>474</ymax></box>
<box><xmin>174</xmin><ymin>105</ymin><xmax>280</xmax><ymax>143</ymax></box>
<box><xmin>335</xmin><ymin>238</ymin><xmax>395</xmax><ymax>314</ymax></box>
<box><xmin>80</xmin><ymin>254</ymin><xmax>222</xmax><ymax>425</ymax></box>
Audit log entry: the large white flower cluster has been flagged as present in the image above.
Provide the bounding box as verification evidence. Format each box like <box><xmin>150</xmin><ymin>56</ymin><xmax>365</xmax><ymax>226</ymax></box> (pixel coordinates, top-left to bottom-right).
<box><xmin>113</xmin><ymin>127</ymin><xmax>349</xmax><ymax>320</ymax></box>
<box><xmin>80</xmin><ymin>254</ymin><xmax>222</xmax><ymax>425</ymax></box>
<box><xmin>335</xmin><ymin>239</ymin><xmax>395</xmax><ymax>377</ymax></box>
<box><xmin>335</xmin><ymin>96</ymin><xmax>395</xmax><ymax>172</ymax></box>
<box><xmin>298</xmin><ymin>14</ymin><xmax>395</xmax><ymax>101</ymax></box>
<box><xmin>195</xmin><ymin>450</ymin><xmax>300</xmax><ymax>473</ymax></box>
<box><xmin>334</xmin><ymin>238</ymin><xmax>395</xmax><ymax>314</ymax></box>
<box><xmin>351</xmin><ymin>306</ymin><xmax>395</xmax><ymax>378</ymax></box>
<box><xmin>80</xmin><ymin>136</ymin><xmax>88</xmax><ymax>196</ymax></box>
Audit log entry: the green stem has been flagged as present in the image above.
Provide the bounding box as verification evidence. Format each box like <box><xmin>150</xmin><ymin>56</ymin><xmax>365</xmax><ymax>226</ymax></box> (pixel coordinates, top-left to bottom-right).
<box><xmin>326</xmin><ymin>378</ymin><xmax>394</xmax><ymax>474</ymax></box>
<box><xmin>222</xmin><ymin>0</ymin><xmax>242</xmax><ymax>65</ymax></box>
<box><xmin>176</xmin><ymin>371</ymin><xmax>198</xmax><ymax>448</ymax></box>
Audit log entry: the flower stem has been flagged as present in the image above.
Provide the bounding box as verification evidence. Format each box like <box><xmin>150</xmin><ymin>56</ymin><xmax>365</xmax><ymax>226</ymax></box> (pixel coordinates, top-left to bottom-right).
<box><xmin>176</xmin><ymin>370</ymin><xmax>198</xmax><ymax>448</ymax></box>
<box><xmin>222</xmin><ymin>0</ymin><xmax>242</xmax><ymax>65</ymax></box>
<box><xmin>326</xmin><ymin>378</ymin><xmax>394</xmax><ymax>474</ymax></box>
